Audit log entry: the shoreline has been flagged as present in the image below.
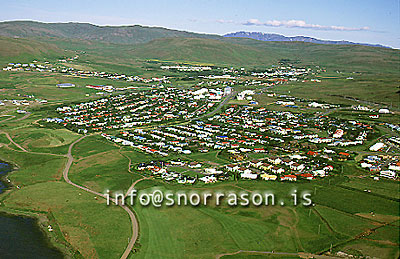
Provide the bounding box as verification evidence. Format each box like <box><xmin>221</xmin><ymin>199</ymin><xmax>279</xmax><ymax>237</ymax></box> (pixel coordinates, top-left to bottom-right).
<box><xmin>0</xmin><ymin>160</ymin><xmax>76</xmax><ymax>259</ymax></box>
<box><xmin>0</xmin><ymin>161</ymin><xmax>12</xmax><ymax>191</ymax></box>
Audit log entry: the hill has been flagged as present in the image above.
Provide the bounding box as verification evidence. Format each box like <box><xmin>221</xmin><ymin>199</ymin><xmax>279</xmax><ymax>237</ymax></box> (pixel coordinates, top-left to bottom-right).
<box><xmin>0</xmin><ymin>36</ymin><xmax>66</xmax><ymax>63</ymax></box>
<box><xmin>224</xmin><ymin>31</ymin><xmax>390</xmax><ymax>48</ymax></box>
<box><xmin>126</xmin><ymin>37</ymin><xmax>278</xmax><ymax>65</ymax></box>
<box><xmin>1</xmin><ymin>32</ymin><xmax>398</xmax><ymax>74</ymax></box>
<box><xmin>1</xmin><ymin>21</ymin><xmax>398</xmax><ymax>74</ymax></box>
<box><xmin>0</xmin><ymin>21</ymin><xmax>221</xmax><ymax>44</ymax></box>
<box><xmin>127</xmin><ymin>37</ymin><xmax>400</xmax><ymax>73</ymax></box>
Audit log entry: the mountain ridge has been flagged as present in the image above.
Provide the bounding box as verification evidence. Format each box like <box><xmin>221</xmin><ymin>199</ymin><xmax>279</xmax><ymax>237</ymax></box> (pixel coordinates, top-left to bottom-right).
<box><xmin>0</xmin><ymin>20</ymin><xmax>221</xmax><ymax>44</ymax></box>
<box><xmin>0</xmin><ymin>21</ymin><xmax>391</xmax><ymax>48</ymax></box>
<box><xmin>224</xmin><ymin>31</ymin><xmax>390</xmax><ymax>49</ymax></box>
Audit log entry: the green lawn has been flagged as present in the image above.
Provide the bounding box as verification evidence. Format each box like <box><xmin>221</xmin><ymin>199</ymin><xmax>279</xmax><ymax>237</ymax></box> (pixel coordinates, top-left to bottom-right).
<box><xmin>128</xmin><ymin>180</ymin><xmax>353</xmax><ymax>258</ymax></box>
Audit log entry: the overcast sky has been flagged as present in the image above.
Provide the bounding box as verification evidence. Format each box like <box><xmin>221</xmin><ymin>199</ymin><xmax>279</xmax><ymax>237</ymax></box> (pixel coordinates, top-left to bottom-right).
<box><xmin>1</xmin><ymin>0</ymin><xmax>399</xmax><ymax>48</ymax></box>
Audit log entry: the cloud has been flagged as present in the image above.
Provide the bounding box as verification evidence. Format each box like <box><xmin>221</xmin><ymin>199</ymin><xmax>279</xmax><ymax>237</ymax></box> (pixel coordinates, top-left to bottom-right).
<box><xmin>241</xmin><ymin>19</ymin><xmax>369</xmax><ymax>31</ymax></box>
<box><xmin>216</xmin><ymin>19</ymin><xmax>234</xmax><ymax>24</ymax></box>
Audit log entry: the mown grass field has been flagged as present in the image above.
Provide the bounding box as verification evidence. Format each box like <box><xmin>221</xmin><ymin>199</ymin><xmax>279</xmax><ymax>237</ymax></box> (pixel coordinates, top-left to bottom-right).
<box><xmin>126</xmin><ymin>178</ymin><xmax>399</xmax><ymax>258</ymax></box>
<box><xmin>186</xmin><ymin>150</ymin><xmax>231</xmax><ymax>166</ymax></box>
<box><xmin>130</xmin><ymin>184</ymin><xmax>314</xmax><ymax>258</ymax></box>
<box><xmin>0</xmin><ymin>71</ymin><xmax>140</xmax><ymax>103</ymax></box>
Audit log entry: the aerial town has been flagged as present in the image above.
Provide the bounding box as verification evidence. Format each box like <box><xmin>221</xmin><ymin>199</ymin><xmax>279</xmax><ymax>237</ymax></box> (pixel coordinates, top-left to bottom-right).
<box><xmin>2</xmin><ymin>58</ymin><xmax>399</xmax><ymax>187</ymax></box>
<box><xmin>3</xmin><ymin>60</ymin><xmax>387</xmax><ymax>187</ymax></box>
<box><xmin>0</xmin><ymin>8</ymin><xmax>399</xmax><ymax>258</ymax></box>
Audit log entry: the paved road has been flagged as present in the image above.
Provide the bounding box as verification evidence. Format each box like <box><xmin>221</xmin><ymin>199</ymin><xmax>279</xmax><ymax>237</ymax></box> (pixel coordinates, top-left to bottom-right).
<box><xmin>62</xmin><ymin>135</ymin><xmax>139</xmax><ymax>259</ymax></box>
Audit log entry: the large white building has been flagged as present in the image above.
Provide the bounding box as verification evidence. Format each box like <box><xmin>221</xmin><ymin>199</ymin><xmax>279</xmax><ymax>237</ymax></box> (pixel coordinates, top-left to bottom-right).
<box><xmin>224</xmin><ymin>86</ymin><xmax>232</xmax><ymax>96</ymax></box>
<box><xmin>369</xmin><ymin>142</ymin><xmax>385</xmax><ymax>151</ymax></box>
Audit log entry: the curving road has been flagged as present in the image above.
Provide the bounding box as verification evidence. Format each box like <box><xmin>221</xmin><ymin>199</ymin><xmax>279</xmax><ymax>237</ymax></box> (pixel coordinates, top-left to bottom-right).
<box><xmin>62</xmin><ymin>135</ymin><xmax>139</xmax><ymax>259</ymax></box>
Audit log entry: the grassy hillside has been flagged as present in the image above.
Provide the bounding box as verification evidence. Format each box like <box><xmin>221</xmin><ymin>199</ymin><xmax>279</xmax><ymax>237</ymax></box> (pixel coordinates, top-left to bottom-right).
<box><xmin>127</xmin><ymin>37</ymin><xmax>279</xmax><ymax>65</ymax></box>
<box><xmin>127</xmin><ymin>37</ymin><xmax>400</xmax><ymax>74</ymax></box>
<box><xmin>0</xmin><ymin>21</ymin><xmax>221</xmax><ymax>44</ymax></box>
<box><xmin>2</xmin><ymin>34</ymin><xmax>398</xmax><ymax>73</ymax></box>
<box><xmin>254</xmin><ymin>41</ymin><xmax>400</xmax><ymax>74</ymax></box>
<box><xmin>0</xmin><ymin>36</ymin><xmax>66</xmax><ymax>63</ymax></box>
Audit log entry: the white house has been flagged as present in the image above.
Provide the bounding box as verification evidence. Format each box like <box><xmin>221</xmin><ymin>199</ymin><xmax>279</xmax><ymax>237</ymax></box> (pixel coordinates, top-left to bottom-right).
<box><xmin>380</xmin><ymin>170</ymin><xmax>396</xmax><ymax>179</ymax></box>
<box><xmin>241</xmin><ymin>171</ymin><xmax>258</xmax><ymax>180</ymax></box>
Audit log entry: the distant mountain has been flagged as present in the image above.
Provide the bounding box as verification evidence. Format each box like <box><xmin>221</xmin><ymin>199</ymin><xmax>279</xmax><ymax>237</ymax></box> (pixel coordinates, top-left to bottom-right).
<box><xmin>0</xmin><ymin>21</ymin><xmax>221</xmax><ymax>44</ymax></box>
<box><xmin>224</xmin><ymin>31</ymin><xmax>390</xmax><ymax>48</ymax></box>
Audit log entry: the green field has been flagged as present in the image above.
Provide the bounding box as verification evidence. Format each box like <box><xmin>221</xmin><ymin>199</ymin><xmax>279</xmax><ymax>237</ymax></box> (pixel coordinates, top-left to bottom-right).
<box><xmin>130</xmin><ymin>181</ymin><xmax>333</xmax><ymax>258</ymax></box>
